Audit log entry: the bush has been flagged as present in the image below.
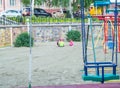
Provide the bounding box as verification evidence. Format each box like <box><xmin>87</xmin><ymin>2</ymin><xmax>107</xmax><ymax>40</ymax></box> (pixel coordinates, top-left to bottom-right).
<box><xmin>8</xmin><ymin>16</ymin><xmax>82</xmax><ymax>24</ymax></box>
<box><xmin>14</xmin><ymin>32</ymin><xmax>34</xmax><ymax>47</ymax></box>
<box><xmin>66</xmin><ymin>30</ymin><xmax>81</xmax><ymax>41</ymax></box>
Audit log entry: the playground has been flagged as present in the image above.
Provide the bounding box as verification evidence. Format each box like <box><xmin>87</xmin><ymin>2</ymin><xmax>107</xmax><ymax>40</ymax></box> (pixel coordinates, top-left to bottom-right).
<box><xmin>0</xmin><ymin>42</ymin><xmax>120</xmax><ymax>88</ymax></box>
<box><xmin>0</xmin><ymin>0</ymin><xmax>120</xmax><ymax>88</ymax></box>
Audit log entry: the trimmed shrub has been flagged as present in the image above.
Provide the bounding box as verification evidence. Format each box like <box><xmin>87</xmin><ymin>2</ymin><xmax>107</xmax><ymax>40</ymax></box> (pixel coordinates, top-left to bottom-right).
<box><xmin>66</xmin><ymin>30</ymin><xmax>81</xmax><ymax>41</ymax></box>
<box><xmin>14</xmin><ymin>32</ymin><xmax>34</xmax><ymax>47</ymax></box>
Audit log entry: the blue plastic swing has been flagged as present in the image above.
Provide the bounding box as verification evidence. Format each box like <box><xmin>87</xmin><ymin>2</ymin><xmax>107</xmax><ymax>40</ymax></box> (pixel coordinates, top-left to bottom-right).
<box><xmin>107</xmin><ymin>36</ymin><xmax>114</xmax><ymax>49</ymax></box>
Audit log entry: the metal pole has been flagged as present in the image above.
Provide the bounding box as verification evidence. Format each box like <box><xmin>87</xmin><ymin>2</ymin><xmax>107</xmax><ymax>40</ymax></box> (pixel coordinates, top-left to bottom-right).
<box><xmin>27</xmin><ymin>19</ymin><xmax>30</xmax><ymax>34</ymax></box>
<box><xmin>89</xmin><ymin>16</ymin><xmax>96</xmax><ymax>62</ymax></box>
<box><xmin>80</xmin><ymin>0</ymin><xmax>86</xmax><ymax>63</ymax></box>
<box><xmin>114</xmin><ymin>0</ymin><xmax>118</xmax><ymax>65</ymax></box>
<box><xmin>28</xmin><ymin>0</ymin><xmax>32</xmax><ymax>88</ymax></box>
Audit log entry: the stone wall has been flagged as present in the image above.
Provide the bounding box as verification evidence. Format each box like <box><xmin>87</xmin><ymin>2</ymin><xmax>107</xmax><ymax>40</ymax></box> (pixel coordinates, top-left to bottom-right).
<box><xmin>0</xmin><ymin>27</ymin><xmax>27</xmax><ymax>47</ymax></box>
<box><xmin>0</xmin><ymin>29</ymin><xmax>11</xmax><ymax>47</ymax></box>
<box><xmin>0</xmin><ymin>24</ymin><xmax>102</xmax><ymax>47</ymax></box>
<box><xmin>0</xmin><ymin>25</ymin><xmax>81</xmax><ymax>47</ymax></box>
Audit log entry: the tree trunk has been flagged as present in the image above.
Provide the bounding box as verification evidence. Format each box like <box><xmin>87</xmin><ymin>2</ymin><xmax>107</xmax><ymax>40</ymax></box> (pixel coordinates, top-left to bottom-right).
<box><xmin>31</xmin><ymin>0</ymin><xmax>34</xmax><ymax>15</ymax></box>
<box><xmin>69</xmin><ymin>0</ymin><xmax>73</xmax><ymax>18</ymax></box>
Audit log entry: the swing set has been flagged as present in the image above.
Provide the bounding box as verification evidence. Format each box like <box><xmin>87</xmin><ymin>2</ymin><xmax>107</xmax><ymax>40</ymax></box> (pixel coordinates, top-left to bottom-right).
<box><xmin>25</xmin><ymin>0</ymin><xmax>120</xmax><ymax>88</ymax></box>
<box><xmin>81</xmin><ymin>0</ymin><xmax>119</xmax><ymax>83</ymax></box>
<box><xmin>95</xmin><ymin>14</ymin><xmax>120</xmax><ymax>53</ymax></box>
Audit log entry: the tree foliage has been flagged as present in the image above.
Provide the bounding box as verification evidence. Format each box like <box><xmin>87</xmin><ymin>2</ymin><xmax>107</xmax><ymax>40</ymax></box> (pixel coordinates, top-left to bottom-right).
<box><xmin>51</xmin><ymin>0</ymin><xmax>69</xmax><ymax>7</ymax></box>
<box><xmin>34</xmin><ymin>0</ymin><xmax>44</xmax><ymax>5</ymax></box>
<box><xmin>21</xmin><ymin>0</ymin><xmax>30</xmax><ymax>6</ymax></box>
<box><xmin>21</xmin><ymin>0</ymin><xmax>93</xmax><ymax>9</ymax></box>
<box><xmin>84</xmin><ymin>0</ymin><xmax>94</xmax><ymax>9</ymax></box>
<box><xmin>22</xmin><ymin>0</ymin><xmax>44</xmax><ymax>6</ymax></box>
<box><xmin>51</xmin><ymin>0</ymin><xmax>94</xmax><ymax>10</ymax></box>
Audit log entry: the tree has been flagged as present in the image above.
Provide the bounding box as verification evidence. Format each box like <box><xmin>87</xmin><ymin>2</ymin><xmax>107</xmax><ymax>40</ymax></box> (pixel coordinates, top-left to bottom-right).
<box><xmin>21</xmin><ymin>0</ymin><xmax>44</xmax><ymax>7</ymax></box>
<box><xmin>34</xmin><ymin>0</ymin><xmax>43</xmax><ymax>5</ymax></box>
<box><xmin>21</xmin><ymin>0</ymin><xmax>93</xmax><ymax>9</ymax></box>
<box><xmin>51</xmin><ymin>0</ymin><xmax>73</xmax><ymax>18</ymax></box>
<box><xmin>84</xmin><ymin>0</ymin><xmax>94</xmax><ymax>9</ymax></box>
<box><xmin>21</xmin><ymin>0</ymin><xmax>30</xmax><ymax>6</ymax></box>
<box><xmin>72</xmin><ymin>0</ymin><xmax>93</xmax><ymax>11</ymax></box>
<box><xmin>21</xmin><ymin>0</ymin><xmax>93</xmax><ymax>10</ymax></box>
<box><xmin>51</xmin><ymin>0</ymin><xmax>93</xmax><ymax>17</ymax></box>
<box><xmin>21</xmin><ymin>0</ymin><xmax>94</xmax><ymax>17</ymax></box>
<box><xmin>21</xmin><ymin>0</ymin><xmax>44</xmax><ymax>15</ymax></box>
<box><xmin>51</xmin><ymin>0</ymin><xmax>69</xmax><ymax>7</ymax></box>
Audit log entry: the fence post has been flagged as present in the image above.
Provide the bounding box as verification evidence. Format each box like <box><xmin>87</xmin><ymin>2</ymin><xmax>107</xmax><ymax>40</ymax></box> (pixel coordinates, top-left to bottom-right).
<box><xmin>26</xmin><ymin>18</ymin><xmax>30</xmax><ymax>34</ymax></box>
<box><xmin>69</xmin><ymin>25</ymin><xmax>72</xmax><ymax>31</ymax></box>
<box><xmin>10</xmin><ymin>27</ymin><xmax>13</xmax><ymax>47</ymax></box>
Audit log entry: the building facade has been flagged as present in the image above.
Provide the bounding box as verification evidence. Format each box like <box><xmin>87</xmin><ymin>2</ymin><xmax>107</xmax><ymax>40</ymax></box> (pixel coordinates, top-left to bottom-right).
<box><xmin>0</xmin><ymin>0</ymin><xmax>21</xmax><ymax>12</ymax></box>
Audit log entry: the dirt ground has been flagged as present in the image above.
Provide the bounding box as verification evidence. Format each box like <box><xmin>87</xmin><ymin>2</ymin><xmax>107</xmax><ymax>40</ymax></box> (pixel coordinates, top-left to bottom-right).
<box><xmin>0</xmin><ymin>42</ymin><xmax>120</xmax><ymax>88</ymax></box>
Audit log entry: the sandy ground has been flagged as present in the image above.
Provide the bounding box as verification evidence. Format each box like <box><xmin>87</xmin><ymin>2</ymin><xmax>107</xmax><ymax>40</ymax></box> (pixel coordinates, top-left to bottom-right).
<box><xmin>0</xmin><ymin>42</ymin><xmax>120</xmax><ymax>88</ymax></box>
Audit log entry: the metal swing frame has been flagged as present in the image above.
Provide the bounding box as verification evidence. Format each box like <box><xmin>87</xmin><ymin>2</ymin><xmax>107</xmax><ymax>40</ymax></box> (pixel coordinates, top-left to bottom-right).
<box><xmin>80</xmin><ymin>0</ymin><xmax>119</xmax><ymax>83</ymax></box>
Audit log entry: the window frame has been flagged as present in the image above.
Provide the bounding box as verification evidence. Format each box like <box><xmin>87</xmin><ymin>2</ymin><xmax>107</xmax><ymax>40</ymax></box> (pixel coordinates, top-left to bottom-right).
<box><xmin>10</xmin><ymin>0</ymin><xmax>16</xmax><ymax>6</ymax></box>
<box><xmin>0</xmin><ymin>0</ymin><xmax>2</xmax><ymax>7</ymax></box>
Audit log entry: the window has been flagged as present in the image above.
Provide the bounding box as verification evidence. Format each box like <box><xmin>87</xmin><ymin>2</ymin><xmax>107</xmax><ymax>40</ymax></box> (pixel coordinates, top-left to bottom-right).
<box><xmin>40</xmin><ymin>9</ymin><xmax>46</xmax><ymax>13</ymax></box>
<box><xmin>10</xmin><ymin>0</ymin><xmax>16</xmax><ymax>6</ymax></box>
<box><xmin>0</xmin><ymin>0</ymin><xmax>2</xmax><ymax>6</ymax></box>
<box><xmin>6</xmin><ymin>10</ymin><xmax>18</xmax><ymax>13</ymax></box>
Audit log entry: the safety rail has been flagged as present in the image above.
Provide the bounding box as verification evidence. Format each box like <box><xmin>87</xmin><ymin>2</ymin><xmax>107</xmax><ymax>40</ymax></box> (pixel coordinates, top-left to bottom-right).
<box><xmin>0</xmin><ymin>16</ymin><xmax>19</xmax><ymax>25</ymax></box>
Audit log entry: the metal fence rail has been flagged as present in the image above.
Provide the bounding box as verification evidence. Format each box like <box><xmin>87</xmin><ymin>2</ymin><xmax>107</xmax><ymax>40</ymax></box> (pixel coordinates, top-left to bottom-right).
<box><xmin>0</xmin><ymin>16</ymin><xmax>100</xmax><ymax>25</ymax></box>
<box><xmin>0</xmin><ymin>16</ymin><xmax>19</xmax><ymax>25</ymax></box>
